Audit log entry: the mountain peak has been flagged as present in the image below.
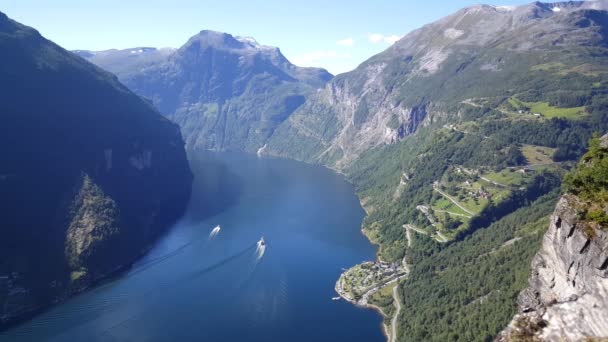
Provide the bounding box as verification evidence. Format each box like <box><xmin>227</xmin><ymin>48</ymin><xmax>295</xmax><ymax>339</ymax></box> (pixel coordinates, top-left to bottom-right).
<box><xmin>185</xmin><ymin>30</ymin><xmax>243</xmax><ymax>50</ymax></box>
<box><xmin>0</xmin><ymin>11</ymin><xmax>14</xmax><ymax>32</ymax></box>
<box><xmin>195</xmin><ymin>29</ymin><xmax>232</xmax><ymax>39</ymax></box>
<box><xmin>388</xmin><ymin>0</ymin><xmax>608</xmax><ymax>54</ymax></box>
<box><xmin>459</xmin><ymin>1</ymin><xmax>608</xmax><ymax>17</ymax></box>
<box><xmin>183</xmin><ymin>30</ymin><xmax>281</xmax><ymax>55</ymax></box>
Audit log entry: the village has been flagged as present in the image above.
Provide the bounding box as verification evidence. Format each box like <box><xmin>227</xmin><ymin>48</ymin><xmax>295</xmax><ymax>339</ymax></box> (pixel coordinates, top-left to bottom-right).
<box><xmin>335</xmin><ymin>260</ymin><xmax>407</xmax><ymax>305</ymax></box>
<box><xmin>401</xmin><ymin>163</ymin><xmax>538</xmax><ymax>242</ymax></box>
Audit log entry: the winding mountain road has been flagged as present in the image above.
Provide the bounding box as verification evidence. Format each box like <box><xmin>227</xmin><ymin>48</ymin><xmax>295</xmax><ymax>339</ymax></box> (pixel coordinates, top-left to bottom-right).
<box><xmin>434</xmin><ymin>209</ymin><xmax>472</xmax><ymax>218</ymax></box>
<box><xmin>391</xmin><ymin>285</ymin><xmax>401</xmax><ymax>342</ymax></box>
<box><xmin>435</xmin><ymin>230</ymin><xmax>448</xmax><ymax>243</ymax></box>
<box><xmin>433</xmin><ymin>188</ymin><xmax>475</xmax><ymax>215</ymax></box>
<box><xmin>404</xmin><ymin>224</ymin><xmax>412</xmax><ymax>247</ymax></box>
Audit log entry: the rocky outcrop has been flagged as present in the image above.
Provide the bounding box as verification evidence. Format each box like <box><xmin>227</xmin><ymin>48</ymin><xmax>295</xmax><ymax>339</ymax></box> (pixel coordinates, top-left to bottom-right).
<box><xmin>499</xmin><ymin>133</ymin><xmax>608</xmax><ymax>341</ymax></box>
<box><xmin>65</xmin><ymin>174</ymin><xmax>122</xmax><ymax>271</ymax></box>
<box><xmin>498</xmin><ymin>196</ymin><xmax>608</xmax><ymax>341</ymax></box>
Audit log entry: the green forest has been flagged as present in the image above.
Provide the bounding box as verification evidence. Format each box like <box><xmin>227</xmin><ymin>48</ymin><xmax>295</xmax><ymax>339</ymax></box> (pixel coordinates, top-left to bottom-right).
<box><xmin>563</xmin><ymin>135</ymin><xmax>608</xmax><ymax>226</ymax></box>
<box><xmin>341</xmin><ymin>56</ymin><xmax>608</xmax><ymax>340</ymax></box>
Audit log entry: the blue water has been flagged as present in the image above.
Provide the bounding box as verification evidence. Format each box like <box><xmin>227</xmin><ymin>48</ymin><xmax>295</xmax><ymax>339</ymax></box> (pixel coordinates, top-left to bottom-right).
<box><xmin>0</xmin><ymin>152</ymin><xmax>383</xmax><ymax>341</ymax></box>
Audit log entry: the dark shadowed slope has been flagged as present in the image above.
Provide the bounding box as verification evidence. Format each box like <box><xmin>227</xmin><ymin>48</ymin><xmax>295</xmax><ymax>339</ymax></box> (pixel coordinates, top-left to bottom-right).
<box><xmin>0</xmin><ymin>11</ymin><xmax>192</xmax><ymax>328</ymax></box>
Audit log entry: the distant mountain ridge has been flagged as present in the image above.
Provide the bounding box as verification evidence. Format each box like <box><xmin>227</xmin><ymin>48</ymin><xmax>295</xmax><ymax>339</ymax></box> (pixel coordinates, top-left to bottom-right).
<box><xmin>77</xmin><ymin>31</ymin><xmax>332</xmax><ymax>152</ymax></box>
<box><xmin>73</xmin><ymin>47</ymin><xmax>174</xmax><ymax>77</ymax></box>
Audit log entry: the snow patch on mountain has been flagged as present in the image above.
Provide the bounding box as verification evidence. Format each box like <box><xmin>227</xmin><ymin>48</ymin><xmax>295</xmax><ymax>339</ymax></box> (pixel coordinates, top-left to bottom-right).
<box><xmin>236</xmin><ymin>36</ymin><xmax>277</xmax><ymax>51</ymax></box>
<box><xmin>236</xmin><ymin>36</ymin><xmax>259</xmax><ymax>46</ymax></box>
<box><xmin>495</xmin><ymin>5</ymin><xmax>516</xmax><ymax>12</ymax></box>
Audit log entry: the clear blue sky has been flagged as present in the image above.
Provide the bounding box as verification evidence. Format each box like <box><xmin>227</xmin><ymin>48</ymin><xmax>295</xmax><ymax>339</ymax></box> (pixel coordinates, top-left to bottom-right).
<box><xmin>4</xmin><ymin>0</ymin><xmax>531</xmax><ymax>74</ymax></box>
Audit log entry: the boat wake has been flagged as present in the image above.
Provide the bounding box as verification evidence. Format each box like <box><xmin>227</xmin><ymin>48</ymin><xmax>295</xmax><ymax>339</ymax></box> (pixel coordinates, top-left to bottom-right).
<box><xmin>1</xmin><ymin>236</ymin><xmax>266</xmax><ymax>341</ymax></box>
<box><xmin>185</xmin><ymin>242</ymin><xmax>258</xmax><ymax>281</ymax></box>
<box><xmin>99</xmin><ymin>242</ymin><xmax>259</xmax><ymax>339</ymax></box>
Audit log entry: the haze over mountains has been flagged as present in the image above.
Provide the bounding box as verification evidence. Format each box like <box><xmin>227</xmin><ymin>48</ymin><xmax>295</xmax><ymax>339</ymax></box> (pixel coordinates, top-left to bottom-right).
<box><xmin>2</xmin><ymin>1</ymin><xmax>608</xmax><ymax>341</ymax></box>
<box><xmin>77</xmin><ymin>32</ymin><xmax>332</xmax><ymax>152</ymax></box>
<box><xmin>78</xmin><ymin>1</ymin><xmax>608</xmax><ymax>167</ymax></box>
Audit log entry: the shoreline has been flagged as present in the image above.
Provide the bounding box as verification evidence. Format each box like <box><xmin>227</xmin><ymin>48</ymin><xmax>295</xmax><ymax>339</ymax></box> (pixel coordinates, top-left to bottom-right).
<box><xmin>0</xmin><ymin>213</ymin><xmax>186</xmax><ymax>333</ymax></box>
<box><xmin>335</xmin><ymin>279</ymin><xmax>390</xmax><ymax>340</ymax></box>
<box><xmin>335</xmin><ymin>249</ymin><xmax>407</xmax><ymax>342</ymax></box>
<box><xmin>244</xmin><ymin>151</ymin><xmax>398</xmax><ymax>340</ymax></box>
<box><xmin>335</xmin><ymin>269</ymin><xmax>405</xmax><ymax>342</ymax></box>
<box><xmin>331</xmin><ymin>196</ymin><xmax>406</xmax><ymax>342</ymax></box>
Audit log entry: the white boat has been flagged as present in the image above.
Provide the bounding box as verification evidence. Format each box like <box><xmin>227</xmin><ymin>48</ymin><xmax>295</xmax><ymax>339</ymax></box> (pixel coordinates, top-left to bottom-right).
<box><xmin>209</xmin><ymin>225</ymin><xmax>221</xmax><ymax>238</ymax></box>
<box><xmin>255</xmin><ymin>236</ymin><xmax>266</xmax><ymax>260</ymax></box>
<box><xmin>332</xmin><ymin>297</ymin><xmax>341</xmax><ymax>301</ymax></box>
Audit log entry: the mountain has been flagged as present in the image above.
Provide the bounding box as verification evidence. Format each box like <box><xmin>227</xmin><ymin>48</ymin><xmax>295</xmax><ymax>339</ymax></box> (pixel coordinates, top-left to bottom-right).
<box><xmin>499</xmin><ymin>134</ymin><xmax>608</xmax><ymax>341</ymax></box>
<box><xmin>0</xmin><ymin>12</ymin><xmax>192</xmax><ymax>327</ymax></box>
<box><xmin>73</xmin><ymin>1</ymin><xmax>608</xmax><ymax>340</ymax></box>
<box><xmin>266</xmin><ymin>0</ymin><xmax>608</xmax><ymax>167</ymax></box>
<box><xmin>260</xmin><ymin>1</ymin><xmax>608</xmax><ymax>340</ymax></box>
<box><xmin>77</xmin><ymin>31</ymin><xmax>332</xmax><ymax>152</ymax></box>
<box><xmin>264</xmin><ymin>0</ymin><xmax>608</xmax><ymax>250</ymax></box>
<box><xmin>73</xmin><ymin>47</ymin><xmax>175</xmax><ymax>79</ymax></box>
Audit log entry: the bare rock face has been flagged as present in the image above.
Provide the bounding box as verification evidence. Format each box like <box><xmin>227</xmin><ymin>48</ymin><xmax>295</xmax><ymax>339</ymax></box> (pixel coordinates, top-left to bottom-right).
<box><xmin>279</xmin><ymin>64</ymin><xmax>429</xmax><ymax>169</ymax></box>
<box><xmin>498</xmin><ymin>195</ymin><xmax>608</xmax><ymax>341</ymax></box>
<box><xmin>266</xmin><ymin>1</ymin><xmax>608</xmax><ymax>169</ymax></box>
<box><xmin>65</xmin><ymin>174</ymin><xmax>121</xmax><ymax>273</ymax></box>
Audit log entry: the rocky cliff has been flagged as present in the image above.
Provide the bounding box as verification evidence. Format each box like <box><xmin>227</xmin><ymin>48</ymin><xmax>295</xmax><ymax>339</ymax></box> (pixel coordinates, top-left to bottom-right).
<box><xmin>266</xmin><ymin>0</ymin><xmax>608</xmax><ymax>169</ymax></box>
<box><xmin>498</xmin><ymin>195</ymin><xmax>608</xmax><ymax>341</ymax></box>
<box><xmin>0</xmin><ymin>12</ymin><xmax>192</xmax><ymax>328</ymax></box>
<box><xmin>499</xmin><ymin>134</ymin><xmax>608</xmax><ymax>341</ymax></box>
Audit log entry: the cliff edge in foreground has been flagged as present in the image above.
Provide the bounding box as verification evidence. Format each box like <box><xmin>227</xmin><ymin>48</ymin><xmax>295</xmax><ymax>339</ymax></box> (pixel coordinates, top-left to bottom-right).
<box><xmin>499</xmin><ymin>134</ymin><xmax>608</xmax><ymax>341</ymax></box>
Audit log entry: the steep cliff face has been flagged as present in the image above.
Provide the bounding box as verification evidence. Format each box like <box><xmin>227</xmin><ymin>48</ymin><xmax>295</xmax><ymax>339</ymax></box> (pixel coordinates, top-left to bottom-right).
<box><xmin>266</xmin><ymin>1</ymin><xmax>608</xmax><ymax>169</ymax></box>
<box><xmin>265</xmin><ymin>64</ymin><xmax>431</xmax><ymax>168</ymax></box>
<box><xmin>77</xmin><ymin>32</ymin><xmax>332</xmax><ymax>153</ymax></box>
<box><xmin>499</xmin><ymin>196</ymin><xmax>608</xmax><ymax>341</ymax></box>
<box><xmin>0</xmin><ymin>12</ymin><xmax>192</xmax><ymax>327</ymax></box>
<box><xmin>499</xmin><ymin>134</ymin><xmax>608</xmax><ymax>341</ymax></box>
